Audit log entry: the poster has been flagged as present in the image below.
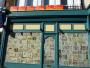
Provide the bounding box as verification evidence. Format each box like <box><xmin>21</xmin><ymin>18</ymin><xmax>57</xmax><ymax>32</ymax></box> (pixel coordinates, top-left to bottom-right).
<box><xmin>19</xmin><ymin>0</ymin><xmax>26</xmax><ymax>6</ymax></box>
<box><xmin>49</xmin><ymin>0</ymin><xmax>55</xmax><ymax>5</ymax></box>
<box><xmin>74</xmin><ymin>0</ymin><xmax>81</xmax><ymax>6</ymax></box>
<box><xmin>5</xmin><ymin>32</ymin><xmax>41</xmax><ymax>64</ymax></box>
<box><xmin>59</xmin><ymin>33</ymin><xmax>89</xmax><ymax>67</ymax></box>
<box><xmin>67</xmin><ymin>0</ymin><xmax>73</xmax><ymax>7</ymax></box>
<box><xmin>56</xmin><ymin>0</ymin><xmax>61</xmax><ymax>5</ymax></box>
<box><xmin>33</xmin><ymin>0</ymin><xmax>38</xmax><ymax>6</ymax></box>
<box><xmin>37</xmin><ymin>0</ymin><xmax>42</xmax><ymax>6</ymax></box>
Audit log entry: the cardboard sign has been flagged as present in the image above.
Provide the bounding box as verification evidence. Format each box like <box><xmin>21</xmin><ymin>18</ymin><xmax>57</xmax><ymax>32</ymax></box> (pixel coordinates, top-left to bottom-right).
<box><xmin>74</xmin><ymin>0</ymin><xmax>81</xmax><ymax>6</ymax></box>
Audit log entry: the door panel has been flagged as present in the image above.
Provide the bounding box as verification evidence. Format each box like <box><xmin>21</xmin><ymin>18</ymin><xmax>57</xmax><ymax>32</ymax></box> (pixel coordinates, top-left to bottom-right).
<box><xmin>44</xmin><ymin>36</ymin><xmax>55</xmax><ymax>68</ymax></box>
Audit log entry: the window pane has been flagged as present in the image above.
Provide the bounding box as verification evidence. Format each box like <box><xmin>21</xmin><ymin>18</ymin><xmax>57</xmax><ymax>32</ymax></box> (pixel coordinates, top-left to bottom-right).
<box><xmin>44</xmin><ymin>37</ymin><xmax>55</xmax><ymax>65</ymax></box>
<box><xmin>45</xmin><ymin>24</ymin><xmax>55</xmax><ymax>32</ymax></box>
<box><xmin>33</xmin><ymin>0</ymin><xmax>38</xmax><ymax>6</ymax></box>
<box><xmin>25</xmin><ymin>24</ymin><xmax>40</xmax><ymax>30</ymax></box>
<box><xmin>27</xmin><ymin>0</ymin><xmax>33</xmax><ymax>6</ymax></box>
<box><xmin>61</xmin><ymin>0</ymin><xmax>67</xmax><ymax>5</ymax></box>
<box><xmin>11</xmin><ymin>24</ymin><xmax>23</xmax><ymax>30</ymax></box>
<box><xmin>73</xmin><ymin>24</ymin><xmax>85</xmax><ymax>30</ymax></box>
<box><xmin>49</xmin><ymin>0</ymin><xmax>55</xmax><ymax>5</ymax></box>
<box><xmin>19</xmin><ymin>0</ymin><xmax>26</xmax><ymax>6</ymax></box>
<box><xmin>38</xmin><ymin>0</ymin><xmax>42</xmax><ymax>6</ymax></box>
<box><xmin>15</xmin><ymin>0</ymin><xmax>19</xmax><ymax>6</ymax></box>
<box><xmin>44</xmin><ymin>0</ymin><xmax>49</xmax><ymax>5</ymax></box>
<box><xmin>5</xmin><ymin>32</ymin><xmax>41</xmax><ymax>64</ymax></box>
<box><xmin>67</xmin><ymin>0</ymin><xmax>73</xmax><ymax>6</ymax></box>
<box><xmin>56</xmin><ymin>0</ymin><xmax>61</xmax><ymax>5</ymax></box>
<box><xmin>60</xmin><ymin>24</ymin><xmax>71</xmax><ymax>30</ymax></box>
<box><xmin>59</xmin><ymin>33</ymin><xmax>89</xmax><ymax>67</ymax></box>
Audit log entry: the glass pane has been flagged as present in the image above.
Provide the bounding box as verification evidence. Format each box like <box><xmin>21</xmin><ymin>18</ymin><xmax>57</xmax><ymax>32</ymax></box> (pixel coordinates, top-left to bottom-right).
<box><xmin>49</xmin><ymin>0</ymin><xmax>55</xmax><ymax>5</ymax></box>
<box><xmin>73</xmin><ymin>24</ymin><xmax>85</xmax><ymax>30</ymax></box>
<box><xmin>59</xmin><ymin>33</ymin><xmax>89</xmax><ymax>67</ymax></box>
<box><xmin>44</xmin><ymin>37</ymin><xmax>55</xmax><ymax>66</ymax></box>
<box><xmin>55</xmin><ymin>0</ymin><xmax>61</xmax><ymax>5</ymax></box>
<box><xmin>33</xmin><ymin>0</ymin><xmax>38</xmax><ymax>6</ymax></box>
<box><xmin>45</xmin><ymin>24</ymin><xmax>55</xmax><ymax>32</ymax></box>
<box><xmin>60</xmin><ymin>24</ymin><xmax>71</xmax><ymax>30</ymax></box>
<box><xmin>61</xmin><ymin>0</ymin><xmax>67</xmax><ymax>5</ymax></box>
<box><xmin>5</xmin><ymin>32</ymin><xmax>41</xmax><ymax>64</ymax></box>
<box><xmin>11</xmin><ymin>24</ymin><xmax>23</xmax><ymax>30</ymax></box>
<box><xmin>25</xmin><ymin>24</ymin><xmax>40</xmax><ymax>30</ymax></box>
<box><xmin>19</xmin><ymin>0</ymin><xmax>26</xmax><ymax>6</ymax></box>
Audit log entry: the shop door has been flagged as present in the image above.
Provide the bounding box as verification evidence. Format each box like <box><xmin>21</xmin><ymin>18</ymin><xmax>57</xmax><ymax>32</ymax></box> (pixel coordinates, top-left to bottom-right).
<box><xmin>44</xmin><ymin>35</ymin><xmax>55</xmax><ymax>68</ymax></box>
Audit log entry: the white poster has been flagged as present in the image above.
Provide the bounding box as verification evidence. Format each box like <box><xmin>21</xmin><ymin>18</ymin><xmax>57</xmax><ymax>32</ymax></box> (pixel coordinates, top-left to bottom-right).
<box><xmin>67</xmin><ymin>0</ymin><xmax>73</xmax><ymax>6</ymax></box>
<box><xmin>38</xmin><ymin>0</ymin><xmax>42</xmax><ymax>6</ymax></box>
<box><xmin>49</xmin><ymin>0</ymin><xmax>55</xmax><ymax>5</ymax></box>
<box><xmin>33</xmin><ymin>0</ymin><xmax>38</xmax><ymax>6</ymax></box>
<box><xmin>19</xmin><ymin>0</ymin><xmax>26</xmax><ymax>6</ymax></box>
<box><xmin>74</xmin><ymin>0</ymin><xmax>81</xmax><ymax>6</ymax></box>
<box><xmin>56</xmin><ymin>0</ymin><xmax>61</xmax><ymax>5</ymax></box>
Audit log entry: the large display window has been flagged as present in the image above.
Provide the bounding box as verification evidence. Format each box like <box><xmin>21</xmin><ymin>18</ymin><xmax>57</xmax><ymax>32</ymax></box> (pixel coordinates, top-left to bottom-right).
<box><xmin>59</xmin><ymin>33</ymin><xmax>89</xmax><ymax>67</ymax></box>
<box><xmin>5</xmin><ymin>32</ymin><xmax>42</xmax><ymax>64</ymax></box>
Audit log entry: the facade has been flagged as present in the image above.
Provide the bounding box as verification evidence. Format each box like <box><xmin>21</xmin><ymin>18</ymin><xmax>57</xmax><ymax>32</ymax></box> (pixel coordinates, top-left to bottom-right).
<box><xmin>0</xmin><ymin>0</ymin><xmax>90</xmax><ymax>68</ymax></box>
